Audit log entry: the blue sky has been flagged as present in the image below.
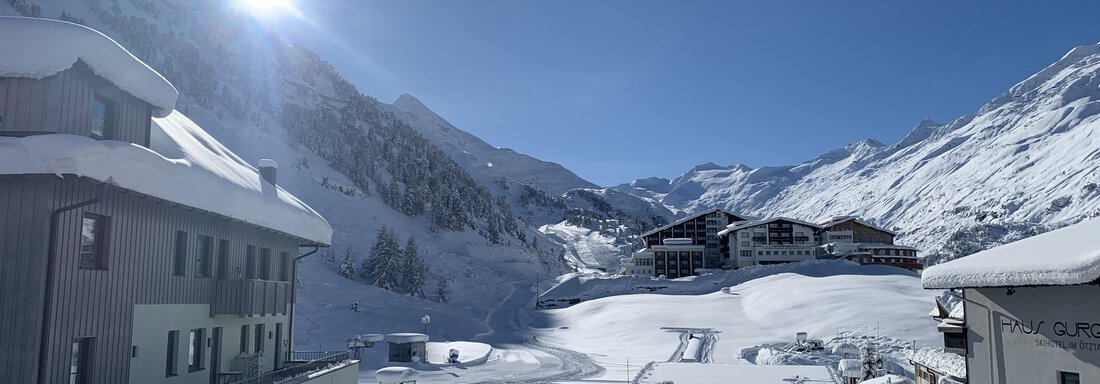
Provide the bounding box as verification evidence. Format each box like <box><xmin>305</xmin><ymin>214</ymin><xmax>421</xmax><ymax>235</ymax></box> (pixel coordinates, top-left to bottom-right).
<box><xmin>273</xmin><ymin>1</ymin><xmax>1100</xmax><ymax>187</ymax></box>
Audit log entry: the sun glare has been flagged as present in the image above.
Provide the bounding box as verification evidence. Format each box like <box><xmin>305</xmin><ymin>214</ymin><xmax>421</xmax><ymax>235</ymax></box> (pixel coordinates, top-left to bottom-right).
<box><xmin>236</xmin><ymin>0</ymin><xmax>296</xmax><ymax>17</ymax></box>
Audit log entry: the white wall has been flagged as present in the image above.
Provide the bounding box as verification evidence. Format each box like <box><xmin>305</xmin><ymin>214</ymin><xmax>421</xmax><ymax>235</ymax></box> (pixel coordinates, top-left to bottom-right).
<box><xmin>130</xmin><ymin>304</ymin><xmax>290</xmax><ymax>384</ymax></box>
<box><xmin>967</xmin><ymin>286</ymin><xmax>1100</xmax><ymax>383</ymax></box>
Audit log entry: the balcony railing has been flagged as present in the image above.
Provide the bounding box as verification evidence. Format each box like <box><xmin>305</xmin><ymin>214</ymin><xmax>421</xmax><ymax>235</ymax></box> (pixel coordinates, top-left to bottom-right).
<box><xmin>223</xmin><ymin>351</ymin><xmax>351</xmax><ymax>384</ymax></box>
<box><xmin>211</xmin><ymin>279</ymin><xmax>292</xmax><ymax>317</ymax></box>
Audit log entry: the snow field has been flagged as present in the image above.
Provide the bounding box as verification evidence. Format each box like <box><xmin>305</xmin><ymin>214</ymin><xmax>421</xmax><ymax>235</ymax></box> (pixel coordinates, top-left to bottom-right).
<box><xmin>530</xmin><ymin>266</ymin><xmax>943</xmax><ymax>382</ymax></box>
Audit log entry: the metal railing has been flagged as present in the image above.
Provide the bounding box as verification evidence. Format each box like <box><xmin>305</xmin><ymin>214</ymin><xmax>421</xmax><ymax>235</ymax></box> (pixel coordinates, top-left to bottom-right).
<box><xmin>225</xmin><ymin>351</ymin><xmax>350</xmax><ymax>384</ymax></box>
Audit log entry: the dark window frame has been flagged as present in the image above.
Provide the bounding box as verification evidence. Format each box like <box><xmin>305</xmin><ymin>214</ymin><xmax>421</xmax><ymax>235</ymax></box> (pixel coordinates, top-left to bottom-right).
<box><xmin>195</xmin><ymin>235</ymin><xmax>213</xmax><ymax>278</ymax></box>
<box><xmin>173</xmin><ymin>231</ymin><xmax>188</xmax><ymax>276</ymax></box>
<box><xmin>259</xmin><ymin>248</ymin><xmax>272</xmax><ymax>280</ymax></box>
<box><xmin>279</xmin><ymin>251</ymin><xmax>291</xmax><ymax>282</ymax></box>
<box><xmin>1060</xmin><ymin>371</ymin><xmax>1080</xmax><ymax>384</ymax></box>
<box><xmin>90</xmin><ymin>93</ymin><xmax>116</xmax><ymax>140</ymax></box>
<box><xmin>70</xmin><ymin>337</ymin><xmax>93</xmax><ymax>384</ymax></box>
<box><xmin>245</xmin><ymin>245</ymin><xmax>257</xmax><ymax>279</ymax></box>
<box><xmin>166</xmin><ymin>330</ymin><xmax>179</xmax><ymax>377</ymax></box>
<box><xmin>188</xmin><ymin>328</ymin><xmax>205</xmax><ymax>372</ymax></box>
<box><xmin>79</xmin><ymin>213</ymin><xmax>109</xmax><ymax>270</ymax></box>
<box><xmin>239</xmin><ymin>325</ymin><xmax>250</xmax><ymax>354</ymax></box>
<box><xmin>254</xmin><ymin>324</ymin><xmax>265</xmax><ymax>354</ymax></box>
<box><xmin>217</xmin><ymin>239</ymin><xmax>230</xmax><ymax>279</ymax></box>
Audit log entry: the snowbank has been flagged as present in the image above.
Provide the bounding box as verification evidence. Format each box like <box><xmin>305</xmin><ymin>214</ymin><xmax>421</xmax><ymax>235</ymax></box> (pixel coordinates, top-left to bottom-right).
<box><xmin>637</xmin><ymin>363</ymin><xmax>831</xmax><ymax>384</ymax></box>
<box><xmin>539</xmin><ymin>260</ymin><xmax>913</xmax><ymax>308</ymax></box>
<box><xmin>384</xmin><ymin>333</ymin><xmax>428</xmax><ymax>344</ymax></box>
<box><xmin>0</xmin><ymin>111</ymin><xmax>332</xmax><ymax>245</ymax></box>
<box><xmin>909</xmin><ymin>347</ymin><xmax>965</xmax><ymax>378</ymax></box>
<box><xmin>0</xmin><ymin>17</ymin><xmax>177</xmax><ymax>116</ymax></box>
<box><xmin>922</xmin><ymin>218</ymin><xmax>1100</xmax><ymax>288</ymax></box>
<box><xmin>374</xmin><ymin>367</ymin><xmax>418</xmax><ymax>383</ymax></box>
<box><xmin>425</xmin><ymin>341</ymin><xmax>492</xmax><ymax>365</ymax></box>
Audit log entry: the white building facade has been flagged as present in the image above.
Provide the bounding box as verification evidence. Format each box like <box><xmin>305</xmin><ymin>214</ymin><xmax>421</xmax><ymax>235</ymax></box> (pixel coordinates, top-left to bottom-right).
<box><xmin>622</xmin><ymin>238</ymin><xmax>704</xmax><ymax>278</ymax></box>
<box><xmin>719</xmin><ymin>218</ymin><xmax>821</xmax><ymax>268</ymax></box>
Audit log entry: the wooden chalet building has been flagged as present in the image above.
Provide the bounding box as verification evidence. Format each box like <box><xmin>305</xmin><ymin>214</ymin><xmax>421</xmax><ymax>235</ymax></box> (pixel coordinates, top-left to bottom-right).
<box><xmin>0</xmin><ymin>17</ymin><xmax>356</xmax><ymax>384</ymax></box>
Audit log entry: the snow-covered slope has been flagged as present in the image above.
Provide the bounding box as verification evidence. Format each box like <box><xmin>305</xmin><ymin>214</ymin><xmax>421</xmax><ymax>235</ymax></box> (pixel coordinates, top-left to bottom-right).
<box><xmin>386</xmin><ymin>94</ymin><xmax>595</xmax><ymax>197</ymax></box>
<box><xmin>618</xmin><ymin>42</ymin><xmax>1100</xmax><ymax>254</ymax></box>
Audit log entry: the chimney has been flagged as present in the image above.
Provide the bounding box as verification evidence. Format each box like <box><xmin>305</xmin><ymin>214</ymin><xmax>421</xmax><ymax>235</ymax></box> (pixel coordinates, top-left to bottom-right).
<box><xmin>258</xmin><ymin>159</ymin><xmax>278</xmax><ymax>186</ymax></box>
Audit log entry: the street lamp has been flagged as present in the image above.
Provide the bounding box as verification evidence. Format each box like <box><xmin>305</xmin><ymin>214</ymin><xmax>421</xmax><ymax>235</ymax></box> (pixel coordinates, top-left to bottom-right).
<box><xmin>420</xmin><ymin>315</ymin><xmax>431</xmax><ymax>334</ymax></box>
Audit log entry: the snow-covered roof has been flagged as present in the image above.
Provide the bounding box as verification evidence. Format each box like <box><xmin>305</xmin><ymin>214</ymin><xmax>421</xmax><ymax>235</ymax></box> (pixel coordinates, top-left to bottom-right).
<box><xmin>838</xmin><ymin>358</ymin><xmax>863</xmax><ymax>377</ymax></box>
<box><xmin>641</xmin><ymin>208</ymin><xmax>753</xmax><ymax>237</ymax></box>
<box><xmin>718</xmin><ymin>217</ymin><xmax>823</xmax><ymax>236</ymax></box>
<box><xmin>910</xmin><ymin>347</ymin><xmax>966</xmax><ymax>378</ymax></box>
<box><xmin>0</xmin><ymin>17</ymin><xmax>177</xmax><ymax>117</ymax></box>
<box><xmin>385</xmin><ymin>333</ymin><xmax>429</xmax><ymax>344</ymax></box>
<box><xmin>0</xmin><ymin>111</ymin><xmax>332</xmax><ymax>246</ymax></box>
<box><xmin>358</xmin><ymin>334</ymin><xmax>384</xmax><ymax>343</ymax></box>
<box><xmin>922</xmin><ymin>218</ymin><xmax>1100</xmax><ymax>288</ymax></box>
<box><xmin>821</xmin><ymin>217</ymin><xmax>897</xmax><ymax>236</ymax></box>
<box><xmin>375</xmin><ymin>367</ymin><xmax>419</xmax><ymax>382</ymax></box>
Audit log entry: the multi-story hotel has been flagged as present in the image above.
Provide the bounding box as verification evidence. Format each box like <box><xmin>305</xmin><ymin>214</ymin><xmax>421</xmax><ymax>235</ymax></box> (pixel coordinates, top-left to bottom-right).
<box><xmin>639</xmin><ymin>208</ymin><xmax>752</xmax><ymax>270</ymax></box>
<box><xmin>0</xmin><ymin>17</ymin><xmax>356</xmax><ymax>384</ymax></box>
<box><xmin>719</xmin><ymin>217</ymin><xmax>822</xmax><ymax>268</ymax></box>
<box><xmin>621</xmin><ymin>238</ymin><xmax>704</xmax><ymax>278</ymax></box>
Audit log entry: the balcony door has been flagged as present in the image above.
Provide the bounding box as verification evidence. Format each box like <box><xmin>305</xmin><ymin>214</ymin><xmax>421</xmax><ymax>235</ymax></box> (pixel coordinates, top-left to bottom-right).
<box><xmin>274</xmin><ymin>323</ymin><xmax>283</xmax><ymax>370</ymax></box>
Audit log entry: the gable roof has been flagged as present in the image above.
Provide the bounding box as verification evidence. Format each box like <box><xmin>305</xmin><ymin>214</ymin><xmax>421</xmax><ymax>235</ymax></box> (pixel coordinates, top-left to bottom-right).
<box><xmin>641</xmin><ymin>208</ymin><xmax>753</xmax><ymax>237</ymax></box>
<box><xmin>718</xmin><ymin>217</ymin><xmax>823</xmax><ymax>237</ymax></box>
<box><xmin>820</xmin><ymin>216</ymin><xmax>897</xmax><ymax>236</ymax></box>
<box><xmin>922</xmin><ymin>218</ymin><xmax>1100</xmax><ymax>289</ymax></box>
<box><xmin>0</xmin><ymin>17</ymin><xmax>177</xmax><ymax>117</ymax></box>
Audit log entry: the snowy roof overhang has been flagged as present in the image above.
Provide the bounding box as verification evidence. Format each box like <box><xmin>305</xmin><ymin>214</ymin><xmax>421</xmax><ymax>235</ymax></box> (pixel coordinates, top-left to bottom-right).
<box><xmin>821</xmin><ymin>217</ymin><xmax>897</xmax><ymax>236</ymax></box>
<box><xmin>640</xmin><ymin>208</ymin><xmax>753</xmax><ymax>237</ymax></box>
<box><xmin>0</xmin><ymin>17</ymin><xmax>177</xmax><ymax>117</ymax></box>
<box><xmin>909</xmin><ymin>347</ymin><xmax>966</xmax><ymax>378</ymax></box>
<box><xmin>0</xmin><ymin>111</ymin><xmax>332</xmax><ymax>246</ymax></box>
<box><xmin>718</xmin><ymin>217</ymin><xmax>823</xmax><ymax>237</ymax></box>
<box><xmin>922</xmin><ymin>218</ymin><xmax>1100</xmax><ymax>289</ymax></box>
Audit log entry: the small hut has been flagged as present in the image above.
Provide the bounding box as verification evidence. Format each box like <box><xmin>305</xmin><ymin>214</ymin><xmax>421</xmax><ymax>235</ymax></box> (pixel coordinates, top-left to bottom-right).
<box><xmin>386</xmin><ymin>333</ymin><xmax>429</xmax><ymax>363</ymax></box>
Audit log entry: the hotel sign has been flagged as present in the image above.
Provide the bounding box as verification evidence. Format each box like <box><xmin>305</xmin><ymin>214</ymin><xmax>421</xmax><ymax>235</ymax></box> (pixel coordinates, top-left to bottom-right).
<box><xmin>1001</xmin><ymin>318</ymin><xmax>1100</xmax><ymax>352</ymax></box>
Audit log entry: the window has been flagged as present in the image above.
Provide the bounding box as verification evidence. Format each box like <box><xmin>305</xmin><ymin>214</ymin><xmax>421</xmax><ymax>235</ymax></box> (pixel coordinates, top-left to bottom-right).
<box><xmin>260</xmin><ymin>248</ymin><xmax>272</xmax><ymax>280</ymax></box>
<box><xmin>239</xmin><ymin>325</ymin><xmax>250</xmax><ymax>354</ymax></box>
<box><xmin>740</xmin><ymin>250</ymin><xmax>752</xmax><ymax>257</ymax></box>
<box><xmin>279</xmin><ymin>251</ymin><xmax>291</xmax><ymax>282</ymax></box>
<box><xmin>173</xmin><ymin>231</ymin><xmax>188</xmax><ymax>276</ymax></box>
<box><xmin>254</xmin><ymin>324</ymin><xmax>265</xmax><ymax>353</ymax></box>
<box><xmin>1060</xmin><ymin>371</ymin><xmax>1080</xmax><ymax>384</ymax></box>
<box><xmin>70</xmin><ymin>338</ymin><xmax>92</xmax><ymax>384</ymax></box>
<box><xmin>188</xmin><ymin>329</ymin><xmax>204</xmax><ymax>372</ymax></box>
<box><xmin>195</xmin><ymin>236</ymin><xmax>213</xmax><ymax>277</ymax></box>
<box><xmin>79</xmin><ymin>213</ymin><xmax>108</xmax><ymax>270</ymax></box>
<box><xmin>740</xmin><ymin>232</ymin><xmax>749</xmax><ymax>238</ymax></box>
<box><xmin>90</xmin><ymin>94</ymin><xmax>115</xmax><ymax>140</ymax></box>
<box><xmin>166</xmin><ymin>331</ymin><xmax>179</xmax><ymax>377</ymax></box>
<box><xmin>216</xmin><ymin>239</ymin><xmax>230</xmax><ymax>279</ymax></box>
<box><xmin>245</xmin><ymin>245</ymin><xmax>257</xmax><ymax>279</ymax></box>
<box><xmin>740</xmin><ymin>241</ymin><xmax>749</xmax><ymax>247</ymax></box>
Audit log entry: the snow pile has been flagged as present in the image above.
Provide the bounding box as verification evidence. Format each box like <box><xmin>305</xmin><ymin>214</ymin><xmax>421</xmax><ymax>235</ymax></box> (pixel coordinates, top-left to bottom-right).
<box><xmin>0</xmin><ymin>111</ymin><xmax>332</xmax><ymax>245</ymax></box>
<box><xmin>374</xmin><ymin>367</ymin><xmax>418</xmax><ymax>383</ymax></box>
<box><xmin>860</xmin><ymin>374</ymin><xmax>914</xmax><ymax>384</ymax></box>
<box><xmin>0</xmin><ymin>17</ymin><xmax>177</xmax><ymax>116</ymax></box>
<box><xmin>923</xmin><ymin>218</ymin><xmax>1100</xmax><ymax>288</ymax></box>
<box><xmin>539</xmin><ymin>260</ymin><xmax>913</xmax><ymax>307</ymax></box>
<box><xmin>909</xmin><ymin>347</ymin><xmax>965</xmax><ymax>378</ymax></box>
<box><xmin>384</xmin><ymin>333</ymin><xmax>428</xmax><ymax>343</ymax></box>
<box><xmin>425</xmin><ymin>341</ymin><xmax>493</xmax><ymax>365</ymax></box>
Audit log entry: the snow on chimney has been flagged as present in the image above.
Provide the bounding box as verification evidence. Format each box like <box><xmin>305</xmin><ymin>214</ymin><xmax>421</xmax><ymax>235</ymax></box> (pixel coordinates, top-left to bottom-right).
<box><xmin>259</xmin><ymin>159</ymin><xmax>278</xmax><ymax>186</ymax></box>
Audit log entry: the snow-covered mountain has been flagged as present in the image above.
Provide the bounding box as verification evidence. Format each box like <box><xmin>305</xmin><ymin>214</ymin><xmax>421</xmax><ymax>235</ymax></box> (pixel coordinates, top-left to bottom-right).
<box><xmin>617</xmin><ymin>42</ymin><xmax>1100</xmax><ymax>255</ymax></box>
<box><xmin>386</xmin><ymin>94</ymin><xmax>596</xmax><ymax>197</ymax></box>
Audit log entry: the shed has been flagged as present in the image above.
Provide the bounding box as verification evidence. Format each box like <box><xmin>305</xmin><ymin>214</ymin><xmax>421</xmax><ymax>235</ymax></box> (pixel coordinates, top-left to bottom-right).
<box><xmin>386</xmin><ymin>333</ymin><xmax>429</xmax><ymax>363</ymax></box>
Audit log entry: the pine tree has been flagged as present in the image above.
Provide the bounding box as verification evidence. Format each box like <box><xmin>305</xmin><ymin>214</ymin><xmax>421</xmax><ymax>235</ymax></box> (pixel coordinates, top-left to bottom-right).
<box><xmin>363</xmin><ymin>227</ymin><xmax>402</xmax><ymax>291</ymax></box>
<box><xmin>436</xmin><ymin>276</ymin><xmax>450</xmax><ymax>303</ymax></box>
<box><xmin>401</xmin><ymin>236</ymin><xmax>427</xmax><ymax>298</ymax></box>
<box><xmin>338</xmin><ymin>246</ymin><xmax>356</xmax><ymax>279</ymax></box>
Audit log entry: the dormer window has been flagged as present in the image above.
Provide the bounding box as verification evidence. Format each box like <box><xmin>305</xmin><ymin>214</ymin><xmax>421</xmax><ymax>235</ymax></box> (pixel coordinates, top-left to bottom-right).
<box><xmin>90</xmin><ymin>94</ymin><xmax>115</xmax><ymax>140</ymax></box>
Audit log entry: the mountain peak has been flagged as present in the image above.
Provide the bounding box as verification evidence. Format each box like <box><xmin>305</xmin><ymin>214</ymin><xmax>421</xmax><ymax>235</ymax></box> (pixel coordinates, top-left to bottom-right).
<box><xmin>393</xmin><ymin>93</ymin><xmax>430</xmax><ymax>113</ymax></box>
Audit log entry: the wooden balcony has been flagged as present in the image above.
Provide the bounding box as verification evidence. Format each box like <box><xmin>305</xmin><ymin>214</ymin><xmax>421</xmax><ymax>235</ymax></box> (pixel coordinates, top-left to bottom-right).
<box><xmin>211</xmin><ymin>279</ymin><xmax>292</xmax><ymax>317</ymax></box>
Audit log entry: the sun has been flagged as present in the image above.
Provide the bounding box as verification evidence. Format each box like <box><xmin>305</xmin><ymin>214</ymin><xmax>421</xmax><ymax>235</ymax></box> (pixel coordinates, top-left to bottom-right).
<box><xmin>235</xmin><ymin>0</ymin><xmax>296</xmax><ymax>17</ymax></box>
